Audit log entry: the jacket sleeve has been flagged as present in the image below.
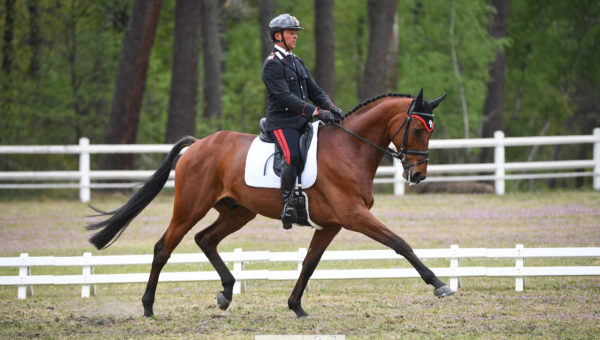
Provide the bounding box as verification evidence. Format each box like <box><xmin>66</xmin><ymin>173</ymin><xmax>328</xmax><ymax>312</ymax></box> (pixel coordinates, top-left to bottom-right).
<box><xmin>262</xmin><ymin>59</ymin><xmax>318</xmax><ymax>119</ymax></box>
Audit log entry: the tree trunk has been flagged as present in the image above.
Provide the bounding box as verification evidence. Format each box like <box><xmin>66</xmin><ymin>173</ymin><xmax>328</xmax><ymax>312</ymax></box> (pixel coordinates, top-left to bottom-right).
<box><xmin>258</xmin><ymin>0</ymin><xmax>274</xmax><ymax>112</ymax></box>
<box><xmin>27</xmin><ymin>0</ymin><xmax>41</xmax><ymax>79</ymax></box>
<box><xmin>450</xmin><ymin>0</ymin><xmax>469</xmax><ymax>140</ymax></box>
<box><xmin>358</xmin><ymin>0</ymin><xmax>398</xmax><ymax>101</ymax></box>
<box><xmin>200</xmin><ymin>0</ymin><xmax>222</xmax><ymax>123</ymax></box>
<box><xmin>314</xmin><ymin>0</ymin><xmax>335</xmax><ymax>98</ymax></box>
<box><xmin>480</xmin><ymin>0</ymin><xmax>510</xmax><ymax>163</ymax></box>
<box><xmin>258</xmin><ymin>0</ymin><xmax>274</xmax><ymax>60</ymax></box>
<box><xmin>102</xmin><ymin>0</ymin><xmax>163</xmax><ymax>170</ymax></box>
<box><xmin>2</xmin><ymin>0</ymin><xmax>15</xmax><ymax>78</ymax></box>
<box><xmin>384</xmin><ymin>12</ymin><xmax>399</xmax><ymax>92</ymax></box>
<box><xmin>165</xmin><ymin>0</ymin><xmax>202</xmax><ymax>143</ymax></box>
<box><xmin>66</xmin><ymin>1</ymin><xmax>82</xmax><ymax>140</ymax></box>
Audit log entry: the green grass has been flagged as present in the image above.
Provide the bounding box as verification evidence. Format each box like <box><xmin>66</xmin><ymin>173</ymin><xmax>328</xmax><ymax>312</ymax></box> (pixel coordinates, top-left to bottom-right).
<box><xmin>1</xmin><ymin>191</ymin><xmax>599</xmax><ymax>339</ymax></box>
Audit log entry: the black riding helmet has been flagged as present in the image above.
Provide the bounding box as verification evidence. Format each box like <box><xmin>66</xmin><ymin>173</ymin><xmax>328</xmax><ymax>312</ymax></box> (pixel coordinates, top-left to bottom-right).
<box><xmin>268</xmin><ymin>14</ymin><xmax>303</xmax><ymax>51</ymax></box>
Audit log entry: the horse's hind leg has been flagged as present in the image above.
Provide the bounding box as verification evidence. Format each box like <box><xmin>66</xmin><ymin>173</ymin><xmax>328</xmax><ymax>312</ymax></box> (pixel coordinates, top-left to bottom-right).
<box><xmin>194</xmin><ymin>200</ymin><xmax>257</xmax><ymax>311</ymax></box>
<box><xmin>142</xmin><ymin>201</ymin><xmax>212</xmax><ymax>317</ymax></box>
<box><xmin>288</xmin><ymin>225</ymin><xmax>341</xmax><ymax>317</ymax></box>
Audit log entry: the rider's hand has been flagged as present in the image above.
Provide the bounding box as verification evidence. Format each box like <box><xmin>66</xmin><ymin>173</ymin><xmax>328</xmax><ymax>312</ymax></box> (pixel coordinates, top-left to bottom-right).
<box><xmin>314</xmin><ymin>109</ymin><xmax>336</xmax><ymax>124</ymax></box>
<box><xmin>330</xmin><ymin>106</ymin><xmax>344</xmax><ymax>121</ymax></box>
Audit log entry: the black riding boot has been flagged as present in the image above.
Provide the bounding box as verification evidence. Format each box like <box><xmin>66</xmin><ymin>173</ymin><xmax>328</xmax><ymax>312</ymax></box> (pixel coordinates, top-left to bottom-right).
<box><xmin>280</xmin><ymin>162</ymin><xmax>297</xmax><ymax>229</ymax></box>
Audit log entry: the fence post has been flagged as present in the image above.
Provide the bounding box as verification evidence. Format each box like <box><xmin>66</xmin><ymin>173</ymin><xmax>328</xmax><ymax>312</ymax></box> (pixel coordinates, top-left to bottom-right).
<box><xmin>594</xmin><ymin>128</ymin><xmax>600</xmax><ymax>191</ymax></box>
<box><xmin>18</xmin><ymin>253</ymin><xmax>33</xmax><ymax>299</ymax></box>
<box><xmin>515</xmin><ymin>244</ymin><xmax>524</xmax><ymax>291</ymax></box>
<box><xmin>449</xmin><ymin>244</ymin><xmax>461</xmax><ymax>291</ymax></box>
<box><xmin>393</xmin><ymin>157</ymin><xmax>405</xmax><ymax>196</ymax></box>
<box><xmin>81</xmin><ymin>252</ymin><xmax>96</xmax><ymax>298</ymax></box>
<box><xmin>233</xmin><ymin>248</ymin><xmax>244</xmax><ymax>294</ymax></box>
<box><xmin>494</xmin><ymin>131</ymin><xmax>505</xmax><ymax>195</ymax></box>
<box><xmin>79</xmin><ymin>137</ymin><xmax>91</xmax><ymax>202</ymax></box>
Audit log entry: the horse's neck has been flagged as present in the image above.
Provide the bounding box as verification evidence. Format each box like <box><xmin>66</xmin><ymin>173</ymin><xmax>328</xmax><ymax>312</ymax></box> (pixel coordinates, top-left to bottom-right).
<box><xmin>345</xmin><ymin>102</ymin><xmax>396</xmax><ymax>148</ymax></box>
<box><xmin>340</xmin><ymin>102</ymin><xmax>398</xmax><ymax>171</ymax></box>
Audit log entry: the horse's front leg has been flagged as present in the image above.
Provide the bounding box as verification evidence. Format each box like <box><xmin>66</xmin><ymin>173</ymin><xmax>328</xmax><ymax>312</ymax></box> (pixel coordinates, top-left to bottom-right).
<box><xmin>343</xmin><ymin>207</ymin><xmax>454</xmax><ymax>297</ymax></box>
<box><xmin>288</xmin><ymin>226</ymin><xmax>341</xmax><ymax>318</ymax></box>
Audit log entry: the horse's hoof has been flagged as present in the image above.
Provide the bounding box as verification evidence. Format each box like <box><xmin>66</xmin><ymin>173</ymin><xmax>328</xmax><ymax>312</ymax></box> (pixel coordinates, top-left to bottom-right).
<box><xmin>216</xmin><ymin>292</ymin><xmax>231</xmax><ymax>310</ymax></box>
<box><xmin>292</xmin><ymin>307</ymin><xmax>309</xmax><ymax>318</ymax></box>
<box><xmin>434</xmin><ymin>285</ymin><xmax>455</xmax><ymax>298</ymax></box>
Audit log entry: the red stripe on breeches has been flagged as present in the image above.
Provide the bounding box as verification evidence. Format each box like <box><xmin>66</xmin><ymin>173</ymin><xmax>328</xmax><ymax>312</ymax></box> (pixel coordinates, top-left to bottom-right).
<box><xmin>273</xmin><ymin>129</ymin><xmax>292</xmax><ymax>165</ymax></box>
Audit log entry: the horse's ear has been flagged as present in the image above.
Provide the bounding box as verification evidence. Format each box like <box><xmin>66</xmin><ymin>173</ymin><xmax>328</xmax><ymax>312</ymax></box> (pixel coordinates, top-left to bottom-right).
<box><xmin>429</xmin><ymin>94</ymin><xmax>447</xmax><ymax>109</ymax></box>
<box><xmin>416</xmin><ymin>88</ymin><xmax>424</xmax><ymax>104</ymax></box>
<box><xmin>408</xmin><ymin>89</ymin><xmax>423</xmax><ymax>114</ymax></box>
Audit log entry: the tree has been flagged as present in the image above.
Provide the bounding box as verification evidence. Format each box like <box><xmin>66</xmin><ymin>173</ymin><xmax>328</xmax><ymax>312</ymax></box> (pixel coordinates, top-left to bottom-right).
<box><xmin>200</xmin><ymin>0</ymin><xmax>222</xmax><ymax>123</ymax></box>
<box><xmin>258</xmin><ymin>0</ymin><xmax>274</xmax><ymax>60</ymax></box>
<box><xmin>384</xmin><ymin>12</ymin><xmax>399</xmax><ymax>92</ymax></box>
<box><xmin>358</xmin><ymin>0</ymin><xmax>398</xmax><ymax>101</ymax></box>
<box><xmin>165</xmin><ymin>0</ymin><xmax>202</xmax><ymax>143</ymax></box>
<box><xmin>314</xmin><ymin>0</ymin><xmax>335</xmax><ymax>97</ymax></box>
<box><xmin>2</xmin><ymin>0</ymin><xmax>15</xmax><ymax>80</ymax></box>
<box><xmin>26</xmin><ymin>0</ymin><xmax>41</xmax><ymax>79</ymax></box>
<box><xmin>102</xmin><ymin>0</ymin><xmax>163</xmax><ymax>170</ymax></box>
<box><xmin>480</xmin><ymin>0</ymin><xmax>509</xmax><ymax>163</ymax></box>
<box><xmin>257</xmin><ymin>0</ymin><xmax>274</xmax><ymax>113</ymax></box>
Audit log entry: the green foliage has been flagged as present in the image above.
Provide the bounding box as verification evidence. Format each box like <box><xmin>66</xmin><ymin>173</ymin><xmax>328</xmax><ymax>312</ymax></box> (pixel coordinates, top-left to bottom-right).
<box><xmin>137</xmin><ymin>0</ymin><xmax>174</xmax><ymax>144</ymax></box>
<box><xmin>333</xmin><ymin>0</ymin><xmax>368</xmax><ymax>110</ymax></box>
<box><xmin>1</xmin><ymin>0</ymin><xmax>128</xmax><ymax>147</ymax></box>
<box><xmin>1</xmin><ymin>0</ymin><xmax>599</xmax><ymax>190</ymax></box>
<box><xmin>506</xmin><ymin>0</ymin><xmax>600</xmax><ymax>137</ymax></box>
<box><xmin>220</xmin><ymin>9</ymin><xmax>264</xmax><ymax>136</ymax></box>
<box><xmin>397</xmin><ymin>0</ymin><xmax>502</xmax><ymax>140</ymax></box>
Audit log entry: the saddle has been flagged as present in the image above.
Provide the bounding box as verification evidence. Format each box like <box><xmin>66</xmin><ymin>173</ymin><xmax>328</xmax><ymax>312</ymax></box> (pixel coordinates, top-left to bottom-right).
<box><xmin>259</xmin><ymin>118</ymin><xmax>314</xmax><ymax>176</ymax></box>
<box><xmin>259</xmin><ymin>118</ymin><xmax>316</xmax><ymax>228</ymax></box>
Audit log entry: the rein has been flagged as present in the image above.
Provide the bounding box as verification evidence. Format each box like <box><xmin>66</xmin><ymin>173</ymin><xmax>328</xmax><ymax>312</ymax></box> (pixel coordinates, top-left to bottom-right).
<box><xmin>331</xmin><ymin>121</ymin><xmax>405</xmax><ymax>159</ymax></box>
<box><xmin>331</xmin><ymin>107</ymin><xmax>433</xmax><ymax>170</ymax></box>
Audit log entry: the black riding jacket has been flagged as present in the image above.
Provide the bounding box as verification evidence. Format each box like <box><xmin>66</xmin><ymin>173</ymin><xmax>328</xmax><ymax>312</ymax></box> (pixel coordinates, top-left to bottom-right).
<box><xmin>262</xmin><ymin>47</ymin><xmax>334</xmax><ymax>131</ymax></box>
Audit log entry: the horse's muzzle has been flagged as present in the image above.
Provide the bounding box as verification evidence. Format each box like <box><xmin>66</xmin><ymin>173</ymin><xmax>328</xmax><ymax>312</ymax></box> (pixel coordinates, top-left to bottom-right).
<box><xmin>410</xmin><ymin>171</ymin><xmax>426</xmax><ymax>184</ymax></box>
<box><xmin>402</xmin><ymin>167</ymin><xmax>427</xmax><ymax>185</ymax></box>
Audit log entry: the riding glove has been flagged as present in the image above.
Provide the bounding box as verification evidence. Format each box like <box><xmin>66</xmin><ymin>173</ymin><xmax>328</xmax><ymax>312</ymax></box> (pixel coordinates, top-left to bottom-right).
<box><xmin>314</xmin><ymin>109</ymin><xmax>336</xmax><ymax>123</ymax></box>
<box><xmin>330</xmin><ymin>106</ymin><xmax>344</xmax><ymax>121</ymax></box>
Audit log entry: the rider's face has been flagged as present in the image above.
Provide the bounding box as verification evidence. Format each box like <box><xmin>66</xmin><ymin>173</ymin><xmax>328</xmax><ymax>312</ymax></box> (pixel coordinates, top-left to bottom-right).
<box><xmin>276</xmin><ymin>29</ymin><xmax>298</xmax><ymax>51</ymax></box>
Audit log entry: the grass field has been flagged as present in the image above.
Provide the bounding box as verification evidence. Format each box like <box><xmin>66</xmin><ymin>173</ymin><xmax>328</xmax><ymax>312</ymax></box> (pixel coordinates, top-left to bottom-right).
<box><xmin>1</xmin><ymin>191</ymin><xmax>599</xmax><ymax>339</ymax></box>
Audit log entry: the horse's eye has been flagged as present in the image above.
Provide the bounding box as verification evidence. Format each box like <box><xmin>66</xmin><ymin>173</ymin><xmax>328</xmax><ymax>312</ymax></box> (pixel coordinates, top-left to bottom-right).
<box><xmin>413</xmin><ymin>128</ymin><xmax>422</xmax><ymax>135</ymax></box>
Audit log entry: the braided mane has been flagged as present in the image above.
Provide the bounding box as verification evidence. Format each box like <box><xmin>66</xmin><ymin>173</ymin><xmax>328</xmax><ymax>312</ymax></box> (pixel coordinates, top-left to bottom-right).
<box><xmin>343</xmin><ymin>92</ymin><xmax>413</xmax><ymax>119</ymax></box>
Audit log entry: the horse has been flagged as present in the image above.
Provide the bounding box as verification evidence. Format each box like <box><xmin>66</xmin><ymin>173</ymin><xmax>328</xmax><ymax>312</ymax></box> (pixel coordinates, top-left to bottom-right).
<box><xmin>86</xmin><ymin>89</ymin><xmax>453</xmax><ymax>318</ymax></box>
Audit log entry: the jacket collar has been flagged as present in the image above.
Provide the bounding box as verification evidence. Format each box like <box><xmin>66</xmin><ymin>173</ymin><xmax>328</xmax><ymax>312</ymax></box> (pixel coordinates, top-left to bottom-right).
<box><xmin>272</xmin><ymin>46</ymin><xmax>297</xmax><ymax>71</ymax></box>
<box><xmin>274</xmin><ymin>44</ymin><xmax>292</xmax><ymax>56</ymax></box>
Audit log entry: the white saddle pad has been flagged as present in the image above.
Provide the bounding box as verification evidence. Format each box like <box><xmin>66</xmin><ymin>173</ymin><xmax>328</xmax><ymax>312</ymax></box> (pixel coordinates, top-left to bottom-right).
<box><xmin>244</xmin><ymin>122</ymin><xmax>319</xmax><ymax>189</ymax></box>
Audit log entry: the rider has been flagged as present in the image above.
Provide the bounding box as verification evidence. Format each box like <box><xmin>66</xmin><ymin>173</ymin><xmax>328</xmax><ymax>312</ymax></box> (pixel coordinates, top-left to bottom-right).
<box><xmin>262</xmin><ymin>13</ymin><xmax>343</xmax><ymax>230</ymax></box>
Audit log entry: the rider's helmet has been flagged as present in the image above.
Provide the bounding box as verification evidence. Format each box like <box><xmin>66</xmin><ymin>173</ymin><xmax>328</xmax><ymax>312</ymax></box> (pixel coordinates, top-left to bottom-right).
<box><xmin>268</xmin><ymin>14</ymin><xmax>303</xmax><ymax>43</ymax></box>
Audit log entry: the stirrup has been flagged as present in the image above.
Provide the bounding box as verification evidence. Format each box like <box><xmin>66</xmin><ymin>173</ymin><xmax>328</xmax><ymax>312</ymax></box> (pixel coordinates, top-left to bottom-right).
<box><xmin>281</xmin><ymin>204</ymin><xmax>297</xmax><ymax>229</ymax></box>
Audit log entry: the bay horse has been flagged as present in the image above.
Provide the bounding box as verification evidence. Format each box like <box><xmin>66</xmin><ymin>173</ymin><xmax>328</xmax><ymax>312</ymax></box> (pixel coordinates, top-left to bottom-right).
<box><xmin>86</xmin><ymin>89</ymin><xmax>454</xmax><ymax>318</ymax></box>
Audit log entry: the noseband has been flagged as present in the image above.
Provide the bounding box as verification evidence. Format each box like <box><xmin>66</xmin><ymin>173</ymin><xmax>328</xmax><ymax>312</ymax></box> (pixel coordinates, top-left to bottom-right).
<box><xmin>331</xmin><ymin>105</ymin><xmax>433</xmax><ymax>171</ymax></box>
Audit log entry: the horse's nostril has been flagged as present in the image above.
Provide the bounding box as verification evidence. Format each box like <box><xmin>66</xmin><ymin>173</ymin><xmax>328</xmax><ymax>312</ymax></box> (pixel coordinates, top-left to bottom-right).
<box><xmin>412</xmin><ymin>172</ymin><xmax>425</xmax><ymax>183</ymax></box>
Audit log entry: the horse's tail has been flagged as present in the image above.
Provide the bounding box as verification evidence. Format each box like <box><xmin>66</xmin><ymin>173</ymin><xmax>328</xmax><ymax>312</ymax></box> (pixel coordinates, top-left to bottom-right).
<box><xmin>86</xmin><ymin>136</ymin><xmax>196</xmax><ymax>250</ymax></box>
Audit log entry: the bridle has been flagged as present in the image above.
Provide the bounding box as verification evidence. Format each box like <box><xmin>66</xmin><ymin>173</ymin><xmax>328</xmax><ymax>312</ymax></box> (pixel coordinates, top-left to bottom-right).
<box><xmin>331</xmin><ymin>100</ymin><xmax>433</xmax><ymax>171</ymax></box>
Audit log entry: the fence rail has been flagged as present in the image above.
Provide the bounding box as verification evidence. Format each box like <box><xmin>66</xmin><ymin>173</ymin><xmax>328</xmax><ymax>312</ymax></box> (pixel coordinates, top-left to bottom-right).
<box><xmin>1</xmin><ymin>128</ymin><xmax>599</xmax><ymax>200</ymax></box>
<box><xmin>1</xmin><ymin>245</ymin><xmax>599</xmax><ymax>299</ymax></box>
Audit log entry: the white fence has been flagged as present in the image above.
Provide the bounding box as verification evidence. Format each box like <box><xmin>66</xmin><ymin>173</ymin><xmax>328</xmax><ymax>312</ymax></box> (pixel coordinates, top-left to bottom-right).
<box><xmin>1</xmin><ymin>128</ymin><xmax>599</xmax><ymax>201</ymax></box>
<box><xmin>1</xmin><ymin>245</ymin><xmax>599</xmax><ymax>299</ymax></box>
